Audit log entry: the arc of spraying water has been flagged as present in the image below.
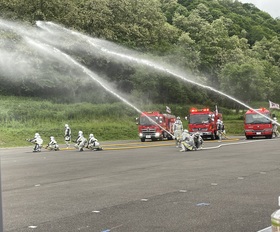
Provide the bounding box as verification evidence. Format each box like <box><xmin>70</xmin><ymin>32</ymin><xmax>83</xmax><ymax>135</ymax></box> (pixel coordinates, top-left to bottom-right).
<box><xmin>36</xmin><ymin>21</ymin><xmax>279</xmax><ymax>125</ymax></box>
<box><xmin>5</xmin><ymin>19</ymin><xmax>279</xmax><ymax>127</ymax></box>
<box><xmin>23</xmin><ymin>36</ymin><xmax>175</xmax><ymax>138</ymax></box>
<box><xmin>85</xmin><ymin>41</ymin><xmax>279</xmax><ymax>126</ymax></box>
<box><xmin>0</xmin><ymin>17</ymin><xmax>175</xmax><ymax>138</ymax></box>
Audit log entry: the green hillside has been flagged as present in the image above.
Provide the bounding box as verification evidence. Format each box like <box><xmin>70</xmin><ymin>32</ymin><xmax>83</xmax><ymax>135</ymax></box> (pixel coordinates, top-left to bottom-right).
<box><xmin>0</xmin><ymin>0</ymin><xmax>279</xmax><ymax>147</ymax></box>
<box><xmin>0</xmin><ymin>0</ymin><xmax>279</xmax><ymax>106</ymax></box>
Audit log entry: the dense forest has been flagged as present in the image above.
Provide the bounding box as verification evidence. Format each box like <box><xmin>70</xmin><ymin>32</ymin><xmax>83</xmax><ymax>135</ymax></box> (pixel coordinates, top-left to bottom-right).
<box><xmin>0</xmin><ymin>0</ymin><xmax>280</xmax><ymax>109</ymax></box>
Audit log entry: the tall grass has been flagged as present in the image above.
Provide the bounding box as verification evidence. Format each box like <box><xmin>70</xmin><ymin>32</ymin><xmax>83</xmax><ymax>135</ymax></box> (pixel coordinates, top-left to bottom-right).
<box><xmin>0</xmin><ymin>96</ymin><xmax>140</xmax><ymax>147</ymax></box>
<box><xmin>2</xmin><ymin>96</ymin><xmax>275</xmax><ymax>148</ymax></box>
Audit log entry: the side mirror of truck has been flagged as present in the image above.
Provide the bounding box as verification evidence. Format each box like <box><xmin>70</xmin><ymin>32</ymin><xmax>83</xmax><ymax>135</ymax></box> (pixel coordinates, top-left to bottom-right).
<box><xmin>185</xmin><ymin>116</ymin><xmax>188</xmax><ymax>120</ymax></box>
<box><xmin>136</xmin><ymin>117</ymin><xmax>139</xmax><ymax>125</ymax></box>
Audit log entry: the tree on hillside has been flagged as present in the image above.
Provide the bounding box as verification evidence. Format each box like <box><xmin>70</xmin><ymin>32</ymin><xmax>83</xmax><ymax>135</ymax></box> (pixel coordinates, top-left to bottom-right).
<box><xmin>219</xmin><ymin>58</ymin><xmax>269</xmax><ymax>103</ymax></box>
<box><xmin>0</xmin><ymin>0</ymin><xmax>280</xmax><ymax>106</ymax></box>
<box><xmin>160</xmin><ymin>0</ymin><xmax>189</xmax><ymax>24</ymax></box>
<box><xmin>105</xmin><ymin>0</ymin><xmax>167</xmax><ymax>50</ymax></box>
<box><xmin>252</xmin><ymin>37</ymin><xmax>280</xmax><ymax>66</ymax></box>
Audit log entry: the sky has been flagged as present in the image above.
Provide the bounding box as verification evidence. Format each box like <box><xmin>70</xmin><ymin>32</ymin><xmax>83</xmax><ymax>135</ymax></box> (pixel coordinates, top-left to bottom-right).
<box><xmin>238</xmin><ymin>0</ymin><xmax>280</xmax><ymax>18</ymax></box>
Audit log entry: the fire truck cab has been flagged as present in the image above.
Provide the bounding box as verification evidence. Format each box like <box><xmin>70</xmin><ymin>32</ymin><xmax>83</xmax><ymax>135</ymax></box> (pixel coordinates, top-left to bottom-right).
<box><xmin>244</xmin><ymin>108</ymin><xmax>273</xmax><ymax>139</ymax></box>
<box><xmin>188</xmin><ymin>108</ymin><xmax>222</xmax><ymax>140</ymax></box>
<box><xmin>137</xmin><ymin>111</ymin><xmax>176</xmax><ymax>142</ymax></box>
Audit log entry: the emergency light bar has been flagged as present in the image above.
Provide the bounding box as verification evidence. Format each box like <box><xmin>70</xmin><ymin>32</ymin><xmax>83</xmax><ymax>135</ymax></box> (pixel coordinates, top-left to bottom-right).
<box><xmin>248</xmin><ymin>108</ymin><xmax>267</xmax><ymax>113</ymax></box>
<box><xmin>190</xmin><ymin>108</ymin><xmax>210</xmax><ymax>113</ymax></box>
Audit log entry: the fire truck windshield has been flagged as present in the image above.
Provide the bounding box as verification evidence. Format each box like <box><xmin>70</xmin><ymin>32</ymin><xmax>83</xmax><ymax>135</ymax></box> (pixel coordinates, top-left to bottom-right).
<box><xmin>189</xmin><ymin>114</ymin><xmax>210</xmax><ymax>124</ymax></box>
<box><xmin>139</xmin><ymin>116</ymin><xmax>159</xmax><ymax>125</ymax></box>
<box><xmin>245</xmin><ymin>113</ymin><xmax>271</xmax><ymax>124</ymax></box>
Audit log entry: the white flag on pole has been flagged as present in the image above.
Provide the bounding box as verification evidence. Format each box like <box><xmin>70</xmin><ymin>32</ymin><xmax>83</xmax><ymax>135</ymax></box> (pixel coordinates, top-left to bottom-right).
<box><xmin>215</xmin><ymin>105</ymin><xmax>218</xmax><ymax>115</ymax></box>
<box><xmin>166</xmin><ymin>106</ymin><xmax>171</xmax><ymax>114</ymax></box>
<box><xmin>269</xmin><ymin>100</ymin><xmax>280</xmax><ymax>109</ymax></box>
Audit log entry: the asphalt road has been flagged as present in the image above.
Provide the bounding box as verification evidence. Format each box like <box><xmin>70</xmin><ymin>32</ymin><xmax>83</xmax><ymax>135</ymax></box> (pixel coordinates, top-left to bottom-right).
<box><xmin>1</xmin><ymin>137</ymin><xmax>280</xmax><ymax>232</ymax></box>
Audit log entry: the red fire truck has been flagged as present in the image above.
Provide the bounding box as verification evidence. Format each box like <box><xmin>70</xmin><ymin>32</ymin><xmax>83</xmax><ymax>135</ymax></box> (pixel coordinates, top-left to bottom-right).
<box><xmin>137</xmin><ymin>111</ymin><xmax>176</xmax><ymax>142</ymax></box>
<box><xmin>188</xmin><ymin>107</ymin><xmax>222</xmax><ymax>140</ymax></box>
<box><xmin>244</xmin><ymin>108</ymin><xmax>273</xmax><ymax>139</ymax></box>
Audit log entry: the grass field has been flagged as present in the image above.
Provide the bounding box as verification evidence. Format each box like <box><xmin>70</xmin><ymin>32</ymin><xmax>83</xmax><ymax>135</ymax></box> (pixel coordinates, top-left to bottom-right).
<box><xmin>1</xmin><ymin>96</ymin><xmax>274</xmax><ymax>148</ymax></box>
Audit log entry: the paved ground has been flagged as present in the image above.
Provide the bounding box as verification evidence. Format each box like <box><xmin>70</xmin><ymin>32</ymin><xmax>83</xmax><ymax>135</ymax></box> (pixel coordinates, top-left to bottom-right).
<box><xmin>1</xmin><ymin>137</ymin><xmax>279</xmax><ymax>232</ymax></box>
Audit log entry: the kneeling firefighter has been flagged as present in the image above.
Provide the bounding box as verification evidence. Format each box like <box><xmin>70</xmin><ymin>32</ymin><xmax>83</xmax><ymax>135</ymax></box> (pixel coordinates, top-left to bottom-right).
<box><xmin>86</xmin><ymin>134</ymin><xmax>103</xmax><ymax>151</ymax></box>
<box><xmin>180</xmin><ymin>130</ymin><xmax>195</xmax><ymax>152</ymax></box>
<box><xmin>193</xmin><ymin>132</ymin><xmax>203</xmax><ymax>150</ymax></box>
<box><xmin>27</xmin><ymin>133</ymin><xmax>43</xmax><ymax>152</ymax></box>
<box><xmin>45</xmin><ymin>136</ymin><xmax>60</xmax><ymax>151</ymax></box>
<box><xmin>74</xmin><ymin>131</ymin><xmax>87</xmax><ymax>152</ymax></box>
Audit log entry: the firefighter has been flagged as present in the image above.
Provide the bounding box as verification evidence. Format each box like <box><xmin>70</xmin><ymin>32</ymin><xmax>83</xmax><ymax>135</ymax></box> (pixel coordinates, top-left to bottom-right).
<box><xmin>74</xmin><ymin>131</ymin><xmax>87</xmax><ymax>152</ymax></box>
<box><xmin>45</xmin><ymin>136</ymin><xmax>59</xmax><ymax>151</ymax></box>
<box><xmin>193</xmin><ymin>132</ymin><xmax>203</xmax><ymax>150</ymax></box>
<box><xmin>27</xmin><ymin>133</ymin><xmax>43</xmax><ymax>152</ymax></box>
<box><xmin>208</xmin><ymin>114</ymin><xmax>214</xmax><ymax>122</ymax></box>
<box><xmin>221</xmin><ymin>121</ymin><xmax>227</xmax><ymax>139</ymax></box>
<box><xmin>173</xmin><ymin>116</ymin><xmax>183</xmax><ymax>147</ymax></box>
<box><xmin>180</xmin><ymin>129</ymin><xmax>194</xmax><ymax>152</ymax></box>
<box><xmin>87</xmin><ymin>133</ymin><xmax>103</xmax><ymax>151</ymax></box>
<box><xmin>217</xmin><ymin>118</ymin><xmax>224</xmax><ymax>142</ymax></box>
<box><xmin>272</xmin><ymin>114</ymin><xmax>279</xmax><ymax>138</ymax></box>
<box><xmin>64</xmin><ymin>124</ymin><xmax>71</xmax><ymax>149</ymax></box>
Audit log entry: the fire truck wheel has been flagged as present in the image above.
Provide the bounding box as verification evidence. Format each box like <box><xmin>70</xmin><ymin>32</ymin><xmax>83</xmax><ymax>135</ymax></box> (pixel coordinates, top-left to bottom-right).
<box><xmin>141</xmin><ymin>138</ymin><xmax>145</xmax><ymax>142</ymax></box>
